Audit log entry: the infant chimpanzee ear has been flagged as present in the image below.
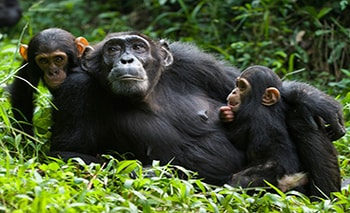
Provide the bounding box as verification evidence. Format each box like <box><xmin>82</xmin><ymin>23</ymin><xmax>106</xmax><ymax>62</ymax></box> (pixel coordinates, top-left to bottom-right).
<box><xmin>19</xmin><ymin>44</ymin><xmax>28</xmax><ymax>61</ymax></box>
<box><xmin>74</xmin><ymin>37</ymin><xmax>90</xmax><ymax>57</ymax></box>
<box><xmin>262</xmin><ymin>87</ymin><xmax>280</xmax><ymax>106</ymax></box>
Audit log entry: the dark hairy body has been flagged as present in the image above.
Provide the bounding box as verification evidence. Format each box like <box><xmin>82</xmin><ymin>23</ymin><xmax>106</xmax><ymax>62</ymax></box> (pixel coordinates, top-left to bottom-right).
<box><xmin>51</xmin><ymin>33</ymin><xmax>244</xmax><ymax>185</ymax></box>
<box><xmin>48</xmin><ymin>32</ymin><xmax>344</xmax><ymax>195</ymax></box>
<box><xmin>9</xmin><ymin>28</ymin><xmax>88</xmax><ymax>135</ymax></box>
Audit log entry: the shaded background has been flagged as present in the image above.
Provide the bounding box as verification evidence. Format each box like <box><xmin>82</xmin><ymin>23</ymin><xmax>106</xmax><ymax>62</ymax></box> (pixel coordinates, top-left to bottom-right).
<box><xmin>2</xmin><ymin>0</ymin><xmax>350</xmax><ymax>95</ymax></box>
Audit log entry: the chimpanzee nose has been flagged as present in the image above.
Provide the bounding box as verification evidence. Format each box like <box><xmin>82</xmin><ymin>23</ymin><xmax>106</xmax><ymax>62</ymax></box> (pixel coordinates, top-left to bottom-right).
<box><xmin>49</xmin><ymin>68</ymin><xmax>59</xmax><ymax>75</ymax></box>
<box><xmin>120</xmin><ymin>55</ymin><xmax>134</xmax><ymax>64</ymax></box>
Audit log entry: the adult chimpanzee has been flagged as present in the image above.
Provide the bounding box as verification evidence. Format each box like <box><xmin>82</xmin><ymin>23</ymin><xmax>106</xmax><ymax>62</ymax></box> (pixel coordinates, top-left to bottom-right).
<box><xmin>50</xmin><ymin>32</ymin><xmax>345</xmax><ymax>191</ymax></box>
<box><xmin>9</xmin><ymin>28</ymin><xmax>89</xmax><ymax>135</ymax></box>
<box><xmin>219</xmin><ymin>65</ymin><xmax>341</xmax><ymax>198</ymax></box>
<box><xmin>282</xmin><ymin>81</ymin><xmax>342</xmax><ymax>199</ymax></box>
<box><xmin>0</xmin><ymin>0</ymin><xmax>22</xmax><ymax>27</ymax></box>
<box><xmin>51</xmin><ymin>32</ymin><xmax>246</xmax><ymax>185</ymax></box>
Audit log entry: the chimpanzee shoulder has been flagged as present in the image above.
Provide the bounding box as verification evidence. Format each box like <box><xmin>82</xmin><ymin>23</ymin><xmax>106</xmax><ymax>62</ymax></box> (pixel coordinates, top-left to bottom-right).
<box><xmin>165</xmin><ymin>41</ymin><xmax>239</xmax><ymax>99</ymax></box>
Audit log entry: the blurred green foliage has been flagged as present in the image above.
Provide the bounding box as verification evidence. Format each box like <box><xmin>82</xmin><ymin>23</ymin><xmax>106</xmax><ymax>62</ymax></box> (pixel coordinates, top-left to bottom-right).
<box><xmin>2</xmin><ymin>0</ymin><xmax>350</xmax><ymax>94</ymax></box>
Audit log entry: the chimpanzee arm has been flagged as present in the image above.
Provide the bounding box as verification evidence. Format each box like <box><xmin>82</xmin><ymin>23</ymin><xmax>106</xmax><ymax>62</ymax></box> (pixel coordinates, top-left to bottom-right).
<box><xmin>9</xmin><ymin>63</ymin><xmax>40</xmax><ymax>135</ymax></box>
<box><xmin>282</xmin><ymin>81</ymin><xmax>345</xmax><ymax>141</ymax></box>
<box><xmin>282</xmin><ymin>81</ymin><xmax>342</xmax><ymax>199</ymax></box>
<box><xmin>49</xmin><ymin>71</ymin><xmax>103</xmax><ymax>163</ymax></box>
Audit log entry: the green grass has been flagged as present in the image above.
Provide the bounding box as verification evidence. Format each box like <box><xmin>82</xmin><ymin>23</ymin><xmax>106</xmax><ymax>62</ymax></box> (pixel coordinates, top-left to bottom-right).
<box><xmin>1</xmin><ymin>156</ymin><xmax>350</xmax><ymax>212</ymax></box>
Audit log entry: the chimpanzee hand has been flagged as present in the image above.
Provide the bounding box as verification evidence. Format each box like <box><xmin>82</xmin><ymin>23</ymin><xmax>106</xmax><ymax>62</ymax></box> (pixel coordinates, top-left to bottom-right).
<box><xmin>219</xmin><ymin>106</ymin><xmax>235</xmax><ymax>122</ymax></box>
<box><xmin>282</xmin><ymin>81</ymin><xmax>345</xmax><ymax>141</ymax></box>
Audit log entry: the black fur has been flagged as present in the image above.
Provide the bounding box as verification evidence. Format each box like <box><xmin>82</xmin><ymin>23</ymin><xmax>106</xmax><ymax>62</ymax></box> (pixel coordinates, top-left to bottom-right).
<box><xmin>225</xmin><ymin>66</ymin><xmax>302</xmax><ymax>191</ymax></box>
<box><xmin>50</xmin><ymin>32</ymin><xmax>244</xmax><ymax>185</ymax></box>
<box><xmin>9</xmin><ymin>28</ymin><xmax>82</xmax><ymax>135</ymax></box>
<box><xmin>0</xmin><ymin>0</ymin><xmax>22</xmax><ymax>27</ymax></box>
<box><xmin>282</xmin><ymin>81</ymin><xmax>342</xmax><ymax>199</ymax></box>
<box><xmin>48</xmin><ymin>32</ymin><xmax>344</xmax><ymax>193</ymax></box>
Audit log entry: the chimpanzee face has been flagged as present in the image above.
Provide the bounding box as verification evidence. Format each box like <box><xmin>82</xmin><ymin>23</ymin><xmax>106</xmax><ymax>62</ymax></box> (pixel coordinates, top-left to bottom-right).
<box><xmin>102</xmin><ymin>35</ymin><xmax>154</xmax><ymax>98</ymax></box>
<box><xmin>226</xmin><ymin>77</ymin><xmax>251</xmax><ymax>113</ymax></box>
<box><xmin>35</xmin><ymin>50</ymin><xmax>68</xmax><ymax>89</ymax></box>
<box><xmin>20</xmin><ymin>28</ymin><xmax>89</xmax><ymax>91</ymax></box>
<box><xmin>226</xmin><ymin>67</ymin><xmax>281</xmax><ymax>114</ymax></box>
<box><xmin>79</xmin><ymin>32</ymin><xmax>174</xmax><ymax>100</ymax></box>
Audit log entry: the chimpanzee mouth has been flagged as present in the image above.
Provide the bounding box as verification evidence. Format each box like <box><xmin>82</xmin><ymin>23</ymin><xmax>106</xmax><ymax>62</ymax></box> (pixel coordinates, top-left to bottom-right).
<box><xmin>229</xmin><ymin>101</ymin><xmax>239</xmax><ymax>107</ymax></box>
<box><xmin>117</xmin><ymin>75</ymin><xmax>145</xmax><ymax>81</ymax></box>
<box><xmin>228</xmin><ymin>102</ymin><xmax>240</xmax><ymax>112</ymax></box>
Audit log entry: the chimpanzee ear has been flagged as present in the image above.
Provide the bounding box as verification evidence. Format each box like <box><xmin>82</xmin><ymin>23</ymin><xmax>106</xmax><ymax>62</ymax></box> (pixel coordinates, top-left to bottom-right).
<box><xmin>81</xmin><ymin>46</ymin><xmax>95</xmax><ymax>71</ymax></box>
<box><xmin>162</xmin><ymin>47</ymin><xmax>174</xmax><ymax>67</ymax></box>
<box><xmin>75</xmin><ymin>37</ymin><xmax>90</xmax><ymax>57</ymax></box>
<box><xmin>262</xmin><ymin>87</ymin><xmax>280</xmax><ymax>106</ymax></box>
<box><xmin>19</xmin><ymin>44</ymin><xmax>28</xmax><ymax>61</ymax></box>
<box><xmin>160</xmin><ymin>39</ymin><xmax>174</xmax><ymax>67</ymax></box>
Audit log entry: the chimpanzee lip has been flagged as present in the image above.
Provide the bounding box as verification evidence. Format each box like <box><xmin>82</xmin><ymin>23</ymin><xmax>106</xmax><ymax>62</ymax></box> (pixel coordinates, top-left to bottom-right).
<box><xmin>228</xmin><ymin>102</ymin><xmax>240</xmax><ymax>112</ymax></box>
<box><xmin>117</xmin><ymin>75</ymin><xmax>145</xmax><ymax>81</ymax></box>
<box><xmin>228</xmin><ymin>101</ymin><xmax>239</xmax><ymax>107</ymax></box>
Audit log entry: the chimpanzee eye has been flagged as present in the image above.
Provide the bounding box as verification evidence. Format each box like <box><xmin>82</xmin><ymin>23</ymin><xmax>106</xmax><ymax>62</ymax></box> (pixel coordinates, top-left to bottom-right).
<box><xmin>54</xmin><ymin>56</ymin><xmax>63</xmax><ymax>62</ymax></box>
<box><xmin>38</xmin><ymin>58</ymin><xmax>49</xmax><ymax>64</ymax></box>
<box><xmin>237</xmin><ymin>79</ymin><xmax>247</xmax><ymax>91</ymax></box>
<box><xmin>106</xmin><ymin>45</ymin><xmax>122</xmax><ymax>56</ymax></box>
<box><xmin>132</xmin><ymin>43</ymin><xmax>147</xmax><ymax>53</ymax></box>
<box><xmin>239</xmin><ymin>83</ymin><xmax>246</xmax><ymax>90</ymax></box>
